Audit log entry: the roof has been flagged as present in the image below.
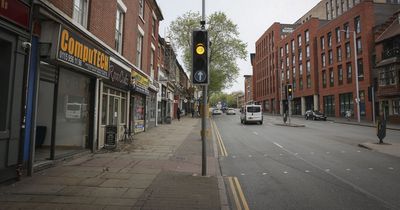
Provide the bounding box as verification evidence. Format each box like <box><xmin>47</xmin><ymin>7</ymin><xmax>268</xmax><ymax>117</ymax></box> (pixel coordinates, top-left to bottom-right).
<box><xmin>376</xmin><ymin>13</ymin><xmax>400</xmax><ymax>43</ymax></box>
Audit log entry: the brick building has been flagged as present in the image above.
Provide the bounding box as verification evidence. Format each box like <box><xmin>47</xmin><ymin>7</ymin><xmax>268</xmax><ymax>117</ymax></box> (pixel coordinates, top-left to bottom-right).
<box><xmin>374</xmin><ymin>10</ymin><xmax>400</xmax><ymax>123</ymax></box>
<box><xmin>252</xmin><ymin>0</ymin><xmax>400</xmax><ymax>121</ymax></box>
<box><xmin>244</xmin><ymin>74</ymin><xmax>254</xmax><ymax>104</ymax></box>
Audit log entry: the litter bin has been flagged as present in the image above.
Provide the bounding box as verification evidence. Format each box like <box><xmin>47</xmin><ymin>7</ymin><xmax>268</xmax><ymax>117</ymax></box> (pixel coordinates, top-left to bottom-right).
<box><xmin>105</xmin><ymin>125</ymin><xmax>117</xmax><ymax>149</ymax></box>
<box><xmin>165</xmin><ymin>116</ymin><xmax>172</xmax><ymax>124</ymax></box>
<box><xmin>35</xmin><ymin>126</ymin><xmax>46</xmax><ymax>148</ymax></box>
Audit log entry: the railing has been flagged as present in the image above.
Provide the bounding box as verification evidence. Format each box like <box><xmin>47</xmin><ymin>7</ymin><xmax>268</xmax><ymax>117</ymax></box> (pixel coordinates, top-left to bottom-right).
<box><xmin>382</xmin><ymin>48</ymin><xmax>400</xmax><ymax>60</ymax></box>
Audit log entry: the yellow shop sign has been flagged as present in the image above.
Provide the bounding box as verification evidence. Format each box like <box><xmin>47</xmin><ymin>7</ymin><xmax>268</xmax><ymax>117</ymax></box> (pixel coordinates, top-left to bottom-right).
<box><xmin>132</xmin><ymin>71</ymin><xmax>149</xmax><ymax>87</ymax></box>
<box><xmin>57</xmin><ymin>25</ymin><xmax>110</xmax><ymax>78</ymax></box>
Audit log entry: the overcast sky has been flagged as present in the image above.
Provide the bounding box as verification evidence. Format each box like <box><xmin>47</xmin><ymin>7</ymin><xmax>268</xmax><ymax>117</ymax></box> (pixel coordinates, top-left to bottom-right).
<box><xmin>157</xmin><ymin>0</ymin><xmax>320</xmax><ymax>93</ymax></box>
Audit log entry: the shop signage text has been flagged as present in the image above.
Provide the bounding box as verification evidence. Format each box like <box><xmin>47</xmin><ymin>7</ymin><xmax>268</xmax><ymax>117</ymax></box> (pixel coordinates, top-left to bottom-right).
<box><xmin>0</xmin><ymin>0</ymin><xmax>29</xmax><ymax>29</ymax></box>
<box><xmin>58</xmin><ymin>26</ymin><xmax>110</xmax><ymax>78</ymax></box>
<box><xmin>132</xmin><ymin>71</ymin><xmax>149</xmax><ymax>87</ymax></box>
<box><xmin>107</xmin><ymin>62</ymin><xmax>130</xmax><ymax>89</ymax></box>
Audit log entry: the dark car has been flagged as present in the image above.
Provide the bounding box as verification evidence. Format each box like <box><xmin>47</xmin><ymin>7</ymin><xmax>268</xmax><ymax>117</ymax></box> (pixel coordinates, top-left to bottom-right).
<box><xmin>305</xmin><ymin>110</ymin><xmax>327</xmax><ymax>121</ymax></box>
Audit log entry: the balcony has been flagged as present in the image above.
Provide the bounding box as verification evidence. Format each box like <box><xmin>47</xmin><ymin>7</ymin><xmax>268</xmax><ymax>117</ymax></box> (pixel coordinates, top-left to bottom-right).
<box><xmin>382</xmin><ymin>48</ymin><xmax>400</xmax><ymax>60</ymax></box>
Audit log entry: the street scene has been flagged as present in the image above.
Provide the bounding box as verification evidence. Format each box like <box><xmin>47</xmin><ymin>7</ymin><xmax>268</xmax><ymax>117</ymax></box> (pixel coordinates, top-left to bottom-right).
<box><xmin>1</xmin><ymin>0</ymin><xmax>400</xmax><ymax>209</ymax></box>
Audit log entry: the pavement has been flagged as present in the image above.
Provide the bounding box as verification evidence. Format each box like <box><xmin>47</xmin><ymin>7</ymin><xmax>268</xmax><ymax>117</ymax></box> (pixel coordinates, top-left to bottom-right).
<box><xmin>0</xmin><ymin>117</ymin><xmax>227</xmax><ymax>210</ymax></box>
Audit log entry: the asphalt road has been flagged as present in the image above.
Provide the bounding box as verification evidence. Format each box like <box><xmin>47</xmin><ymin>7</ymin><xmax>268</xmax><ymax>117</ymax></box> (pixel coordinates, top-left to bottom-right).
<box><xmin>213</xmin><ymin>112</ymin><xmax>400</xmax><ymax>210</ymax></box>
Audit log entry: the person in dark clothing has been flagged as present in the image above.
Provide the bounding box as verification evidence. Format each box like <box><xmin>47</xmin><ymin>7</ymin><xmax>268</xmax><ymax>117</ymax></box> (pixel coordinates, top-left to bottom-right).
<box><xmin>177</xmin><ymin>107</ymin><xmax>181</xmax><ymax>121</ymax></box>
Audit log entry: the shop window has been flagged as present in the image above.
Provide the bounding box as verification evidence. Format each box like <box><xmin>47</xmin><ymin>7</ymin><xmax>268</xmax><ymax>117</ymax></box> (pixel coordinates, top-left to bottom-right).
<box><xmin>324</xmin><ymin>95</ymin><xmax>335</xmax><ymax>117</ymax></box>
<box><xmin>0</xmin><ymin>39</ymin><xmax>11</xmax><ymax>132</ymax></box>
<box><xmin>393</xmin><ymin>99</ymin><xmax>400</xmax><ymax>115</ymax></box>
<box><xmin>340</xmin><ymin>92</ymin><xmax>353</xmax><ymax>116</ymax></box>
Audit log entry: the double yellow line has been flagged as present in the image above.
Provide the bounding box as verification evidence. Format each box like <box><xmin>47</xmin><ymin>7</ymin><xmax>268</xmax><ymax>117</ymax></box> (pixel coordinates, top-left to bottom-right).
<box><xmin>228</xmin><ymin>176</ymin><xmax>250</xmax><ymax>210</ymax></box>
<box><xmin>211</xmin><ymin>120</ymin><xmax>228</xmax><ymax>156</ymax></box>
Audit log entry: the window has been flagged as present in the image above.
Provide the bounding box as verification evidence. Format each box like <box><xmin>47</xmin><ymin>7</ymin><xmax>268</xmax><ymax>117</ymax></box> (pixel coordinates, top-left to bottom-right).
<box><xmin>326</xmin><ymin>2</ymin><xmax>330</xmax><ymax>19</ymax></box>
<box><xmin>356</xmin><ymin>38</ymin><xmax>362</xmax><ymax>54</ymax></box>
<box><xmin>306</xmin><ymin>60</ymin><xmax>311</xmax><ymax>75</ymax></box>
<box><xmin>285</xmin><ymin>43</ymin><xmax>289</xmax><ymax>54</ymax></box>
<box><xmin>307</xmin><ymin>75</ymin><xmax>311</xmax><ymax>88</ymax></box>
<box><xmin>292</xmin><ymin>55</ymin><xmax>296</xmax><ymax>66</ymax></box>
<box><xmin>329</xmin><ymin>50</ymin><xmax>333</xmax><ymax>65</ymax></box>
<box><xmin>292</xmin><ymin>67</ymin><xmax>296</xmax><ymax>78</ymax></box>
<box><xmin>322</xmin><ymin>53</ymin><xmax>326</xmax><ymax>67</ymax></box>
<box><xmin>152</xmin><ymin>16</ymin><xmax>157</xmax><ymax>38</ymax></box>
<box><xmin>337</xmin><ymin>47</ymin><xmax>342</xmax><ymax>62</ymax></box>
<box><xmin>346</xmin><ymin>62</ymin><xmax>352</xmax><ymax>83</ymax></box>
<box><xmin>344</xmin><ymin>23</ymin><xmax>350</xmax><ymax>39</ymax></box>
<box><xmin>0</xmin><ymin>38</ymin><xmax>12</xmax><ymax>131</ymax></box>
<box><xmin>139</xmin><ymin>0</ymin><xmax>144</xmax><ymax>19</ymax></box>
<box><xmin>150</xmin><ymin>49</ymin><xmax>155</xmax><ymax>79</ymax></box>
<box><xmin>299</xmin><ymin>79</ymin><xmax>303</xmax><ymax>89</ymax></box>
<box><xmin>280</xmin><ymin>47</ymin><xmax>284</xmax><ymax>57</ymax></box>
<box><xmin>335</xmin><ymin>27</ymin><xmax>341</xmax><ymax>43</ymax></box>
<box><xmin>339</xmin><ymin>93</ymin><xmax>353</xmax><ymax>117</ymax></box>
<box><xmin>115</xmin><ymin>7</ymin><xmax>124</xmax><ymax>54</ymax></box>
<box><xmin>306</xmin><ymin>45</ymin><xmax>310</xmax><ymax>58</ymax></box>
<box><xmin>299</xmin><ymin>64</ymin><xmax>303</xmax><ymax>76</ymax></box>
<box><xmin>357</xmin><ymin>59</ymin><xmax>364</xmax><ymax>81</ymax></box>
<box><xmin>324</xmin><ymin>95</ymin><xmax>335</xmax><ymax>117</ymax></box>
<box><xmin>299</xmin><ymin>50</ymin><xmax>303</xmax><ymax>62</ymax></box>
<box><xmin>329</xmin><ymin>68</ymin><xmax>334</xmax><ymax>87</ymax></box>
<box><xmin>136</xmin><ymin>31</ymin><xmax>144</xmax><ymax>68</ymax></box>
<box><xmin>322</xmin><ymin>70</ymin><xmax>327</xmax><ymax>88</ymax></box>
<box><xmin>305</xmin><ymin>30</ymin><xmax>310</xmax><ymax>43</ymax></box>
<box><xmin>73</xmin><ymin>0</ymin><xmax>88</xmax><ymax>28</ymax></box>
<box><xmin>286</xmin><ymin>57</ymin><xmax>289</xmax><ymax>67</ymax></box>
<box><xmin>286</xmin><ymin>69</ymin><xmax>290</xmax><ymax>80</ymax></box>
<box><xmin>298</xmin><ymin>35</ymin><xmax>302</xmax><ymax>47</ymax></box>
<box><xmin>345</xmin><ymin>42</ymin><xmax>351</xmax><ymax>58</ymax></box>
<box><xmin>355</xmin><ymin>16</ymin><xmax>361</xmax><ymax>34</ymax></box>
<box><xmin>291</xmin><ymin>40</ymin><xmax>295</xmax><ymax>53</ymax></box>
<box><xmin>328</xmin><ymin>32</ymin><xmax>332</xmax><ymax>48</ymax></box>
<box><xmin>393</xmin><ymin>99</ymin><xmax>400</xmax><ymax>115</ymax></box>
<box><xmin>321</xmin><ymin>36</ymin><xmax>325</xmax><ymax>50</ymax></box>
<box><xmin>338</xmin><ymin>65</ymin><xmax>343</xmax><ymax>85</ymax></box>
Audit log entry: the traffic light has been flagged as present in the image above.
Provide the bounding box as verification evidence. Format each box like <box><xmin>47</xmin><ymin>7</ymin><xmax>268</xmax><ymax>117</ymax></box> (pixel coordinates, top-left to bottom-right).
<box><xmin>287</xmin><ymin>84</ymin><xmax>293</xmax><ymax>100</ymax></box>
<box><xmin>192</xmin><ymin>29</ymin><xmax>209</xmax><ymax>85</ymax></box>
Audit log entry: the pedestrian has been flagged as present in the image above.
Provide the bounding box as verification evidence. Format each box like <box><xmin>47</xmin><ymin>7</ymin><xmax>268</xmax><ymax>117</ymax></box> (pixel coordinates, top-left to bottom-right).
<box><xmin>177</xmin><ymin>107</ymin><xmax>181</xmax><ymax>121</ymax></box>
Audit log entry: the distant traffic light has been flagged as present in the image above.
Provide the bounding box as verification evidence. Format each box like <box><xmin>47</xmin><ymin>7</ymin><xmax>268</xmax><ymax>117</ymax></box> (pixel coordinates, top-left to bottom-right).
<box><xmin>287</xmin><ymin>84</ymin><xmax>293</xmax><ymax>100</ymax></box>
<box><xmin>192</xmin><ymin>29</ymin><xmax>209</xmax><ymax>85</ymax></box>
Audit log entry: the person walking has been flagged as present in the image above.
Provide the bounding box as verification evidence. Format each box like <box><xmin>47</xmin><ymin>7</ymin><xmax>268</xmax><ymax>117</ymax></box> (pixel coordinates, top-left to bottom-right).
<box><xmin>177</xmin><ymin>107</ymin><xmax>181</xmax><ymax>121</ymax></box>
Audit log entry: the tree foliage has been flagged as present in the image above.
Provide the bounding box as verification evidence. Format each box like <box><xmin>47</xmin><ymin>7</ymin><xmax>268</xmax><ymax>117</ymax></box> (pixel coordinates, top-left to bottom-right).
<box><xmin>169</xmin><ymin>11</ymin><xmax>247</xmax><ymax>94</ymax></box>
<box><xmin>209</xmin><ymin>91</ymin><xmax>244</xmax><ymax>108</ymax></box>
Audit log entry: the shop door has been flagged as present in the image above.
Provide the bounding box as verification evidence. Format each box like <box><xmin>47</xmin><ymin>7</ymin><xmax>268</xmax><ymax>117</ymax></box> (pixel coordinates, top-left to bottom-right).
<box><xmin>111</xmin><ymin>97</ymin><xmax>122</xmax><ymax>139</ymax></box>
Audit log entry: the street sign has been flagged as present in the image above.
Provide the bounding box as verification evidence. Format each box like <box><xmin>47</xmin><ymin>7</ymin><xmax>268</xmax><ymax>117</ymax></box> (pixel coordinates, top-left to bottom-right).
<box><xmin>194</xmin><ymin>70</ymin><xmax>206</xmax><ymax>83</ymax></box>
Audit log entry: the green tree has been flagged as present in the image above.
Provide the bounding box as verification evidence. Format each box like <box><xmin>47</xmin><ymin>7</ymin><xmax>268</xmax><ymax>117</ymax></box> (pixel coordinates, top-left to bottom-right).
<box><xmin>169</xmin><ymin>11</ymin><xmax>247</xmax><ymax>94</ymax></box>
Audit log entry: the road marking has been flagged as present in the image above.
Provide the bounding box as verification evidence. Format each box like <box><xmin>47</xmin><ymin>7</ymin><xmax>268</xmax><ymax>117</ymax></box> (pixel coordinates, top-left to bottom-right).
<box><xmin>248</xmin><ymin>155</ymin><xmax>252</xmax><ymax>158</ymax></box>
<box><xmin>253</xmin><ymin>131</ymin><xmax>258</xmax><ymax>135</ymax></box>
<box><xmin>233</xmin><ymin>177</ymin><xmax>250</xmax><ymax>210</ymax></box>
<box><xmin>228</xmin><ymin>177</ymin><xmax>243</xmax><ymax>210</ymax></box>
<box><xmin>388</xmin><ymin>167</ymin><xmax>394</xmax><ymax>170</ymax></box>
<box><xmin>357</xmin><ymin>150</ymin><xmax>361</xmax><ymax>153</ymax></box>
<box><xmin>346</xmin><ymin>168</ymin><xmax>351</xmax><ymax>171</ymax></box>
<box><xmin>325</xmin><ymin>169</ymin><xmax>331</xmax><ymax>172</ymax></box>
<box><xmin>283</xmin><ymin>171</ymin><xmax>288</xmax><ymax>174</ymax></box>
<box><xmin>262</xmin><ymin>172</ymin><xmax>268</xmax><ymax>175</ymax></box>
<box><xmin>305</xmin><ymin>170</ymin><xmax>311</xmax><ymax>173</ymax></box>
<box><xmin>368</xmin><ymin>168</ymin><xmax>373</xmax><ymax>170</ymax></box>
<box><xmin>211</xmin><ymin>120</ymin><xmax>228</xmax><ymax>157</ymax></box>
<box><xmin>273</xmin><ymin>142</ymin><xmax>283</xmax><ymax>149</ymax></box>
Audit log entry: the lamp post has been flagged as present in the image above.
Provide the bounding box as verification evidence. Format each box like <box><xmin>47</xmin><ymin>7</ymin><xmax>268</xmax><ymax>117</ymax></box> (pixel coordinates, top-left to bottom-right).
<box><xmin>341</xmin><ymin>29</ymin><xmax>360</xmax><ymax>123</ymax></box>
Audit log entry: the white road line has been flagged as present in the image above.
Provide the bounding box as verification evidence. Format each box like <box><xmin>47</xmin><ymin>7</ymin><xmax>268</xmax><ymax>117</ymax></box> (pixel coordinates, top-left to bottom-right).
<box><xmin>283</xmin><ymin>171</ymin><xmax>288</xmax><ymax>174</ymax></box>
<box><xmin>273</xmin><ymin>142</ymin><xmax>283</xmax><ymax>149</ymax></box>
<box><xmin>241</xmin><ymin>173</ymin><xmax>245</xmax><ymax>176</ymax></box>
<box><xmin>325</xmin><ymin>169</ymin><xmax>331</xmax><ymax>172</ymax></box>
<box><xmin>262</xmin><ymin>172</ymin><xmax>268</xmax><ymax>175</ymax></box>
<box><xmin>388</xmin><ymin>167</ymin><xmax>394</xmax><ymax>170</ymax></box>
<box><xmin>305</xmin><ymin>170</ymin><xmax>311</xmax><ymax>173</ymax></box>
<box><xmin>253</xmin><ymin>131</ymin><xmax>258</xmax><ymax>135</ymax></box>
<box><xmin>368</xmin><ymin>168</ymin><xmax>373</xmax><ymax>170</ymax></box>
<box><xmin>346</xmin><ymin>168</ymin><xmax>351</xmax><ymax>171</ymax></box>
<box><xmin>248</xmin><ymin>155</ymin><xmax>252</xmax><ymax>158</ymax></box>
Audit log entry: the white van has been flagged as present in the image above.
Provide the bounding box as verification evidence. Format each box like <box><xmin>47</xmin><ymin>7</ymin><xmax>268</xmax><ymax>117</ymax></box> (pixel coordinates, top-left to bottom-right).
<box><xmin>240</xmin><ymin>104</ymin><xmax>263</xmax><ymax>124</ymax></box>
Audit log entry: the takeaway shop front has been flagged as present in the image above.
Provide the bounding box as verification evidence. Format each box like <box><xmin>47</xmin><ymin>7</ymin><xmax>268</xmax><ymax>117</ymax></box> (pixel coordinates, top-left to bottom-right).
<box><xmin>131</xmin><ymin>71</ymin><xmax>149</xmax><ymax>134</ymax></box>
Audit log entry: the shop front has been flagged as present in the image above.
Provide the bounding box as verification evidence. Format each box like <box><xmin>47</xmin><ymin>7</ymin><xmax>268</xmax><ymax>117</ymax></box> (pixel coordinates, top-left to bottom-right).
<box><xmin>98</xmin><ymin>61</ymin><xmax>130</xmax><ymax>149</ymax></box>
<box><xmin>147</xmin><ymin>80</ymin><xmax>159</xmax><ymax>129</ymax></box>
<box><xmin>131</xmin><ymin>71</ymin><xmax>149</xmax><ymax>133</ymax></box>
<box><xmin>33</xmin><ymin>23</ymin><xmax>109</xmax><ymax>166</ymax></box>
<box><xmin>0</xmin><ymin>0</ymin><xmax>31</xmax><ymax>182</ymax></box>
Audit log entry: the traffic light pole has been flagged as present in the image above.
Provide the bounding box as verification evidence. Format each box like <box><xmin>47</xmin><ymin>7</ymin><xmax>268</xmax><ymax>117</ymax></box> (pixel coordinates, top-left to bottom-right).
<box><xmin>201</xmin><ymin>0</ymin><xmax>207</xmax><ymax>177</ymax></box>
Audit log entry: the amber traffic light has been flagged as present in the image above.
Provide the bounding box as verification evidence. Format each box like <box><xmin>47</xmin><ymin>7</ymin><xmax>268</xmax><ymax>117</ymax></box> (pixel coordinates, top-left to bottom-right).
<box><xmin>192</xmin><ymin>29</ymin><xmax>208</xmax><ymax>85</ymax></box>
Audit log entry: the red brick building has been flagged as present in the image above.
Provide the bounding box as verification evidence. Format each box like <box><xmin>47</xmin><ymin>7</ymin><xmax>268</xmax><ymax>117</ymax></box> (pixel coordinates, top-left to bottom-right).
<box><xmin>244</xmin><ymin>74</ymin><xmax>253</xmax><ymax>104</ymax></box>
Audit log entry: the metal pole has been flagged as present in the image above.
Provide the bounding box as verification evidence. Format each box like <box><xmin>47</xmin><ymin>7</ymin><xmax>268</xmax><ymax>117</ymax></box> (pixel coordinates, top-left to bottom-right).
<box><xmin>372</xmin><ymin>86</ymin><xmax>375</xmax><ymax>125</ymax></box>
<box><xmin>201</xmin><ymin>0</ymin><xmax>207</xmax><ymax>176</ymax></box>
<box><xmin>353</xmin><ymin>31</ymin><xmax>361</xmax><ymax>123</ymax></box>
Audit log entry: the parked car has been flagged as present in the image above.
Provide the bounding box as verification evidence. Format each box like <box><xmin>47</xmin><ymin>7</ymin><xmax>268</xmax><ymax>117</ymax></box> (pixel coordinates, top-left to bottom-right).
<box><xmin>305</xmin><ymin>110</ymin><xmax>327</xmax><ymax>121</ymax></box>
<box><xmin>240</xmin><ymin>104</ymin><xmax>263</xmax><ymax>124</ymax></box>
<box><xmin>226</xmin><ymin>108</ymin><xmax>236</xmax><ymax>115</ymax></box>
<box><xmin>212</xmin><ymin>109</ymin><xmax>223</xmax><ymax>115</ymax></box>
